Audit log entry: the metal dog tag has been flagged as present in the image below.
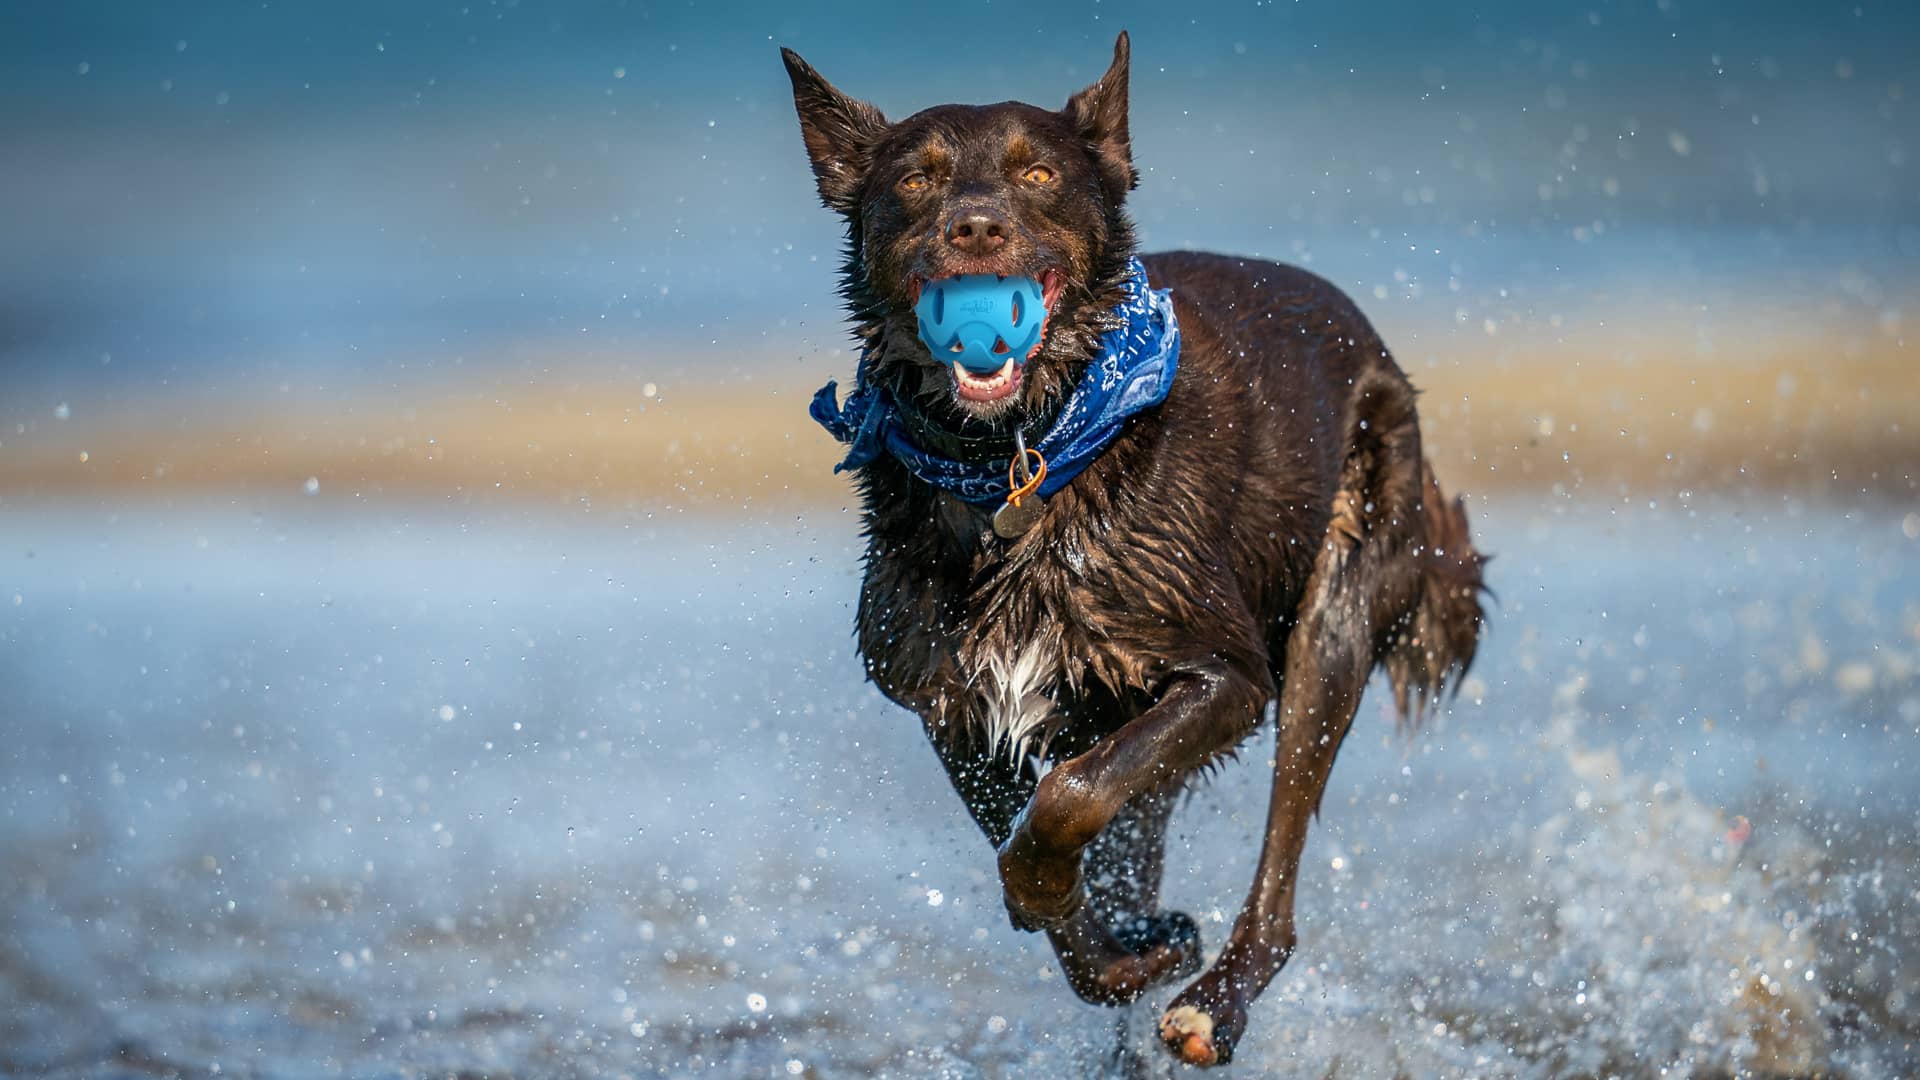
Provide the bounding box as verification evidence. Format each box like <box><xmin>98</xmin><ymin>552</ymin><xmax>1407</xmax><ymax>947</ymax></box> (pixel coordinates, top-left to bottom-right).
<box><xmin>992</xmin><ymin>496</ymin><xmax>1046</xmax><ymax>539</ymax></box>
<box><xmin>994</xmin><ymin>428</ymin><xmax>1047</xmax><ymax>540</ymax></box>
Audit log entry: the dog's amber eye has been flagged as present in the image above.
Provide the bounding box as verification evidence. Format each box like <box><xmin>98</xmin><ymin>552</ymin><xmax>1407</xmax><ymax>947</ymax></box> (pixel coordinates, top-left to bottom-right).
<box><xmin>1022</xmin><ymin>164</ymin><xmax>1055</xmax><ymax>185</ymax></box>
<box><xmin>898</xmin><ymin>172</ymin><xmax>931</xmax><ymax>194</ymax></box>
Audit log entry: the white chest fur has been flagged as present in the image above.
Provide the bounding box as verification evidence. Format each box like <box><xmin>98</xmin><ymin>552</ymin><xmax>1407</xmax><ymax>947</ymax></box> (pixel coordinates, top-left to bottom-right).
<box><xmin>972</xmin><ymin>639</ymin><xmax>1062</xmax><ymax>775</ymax></box>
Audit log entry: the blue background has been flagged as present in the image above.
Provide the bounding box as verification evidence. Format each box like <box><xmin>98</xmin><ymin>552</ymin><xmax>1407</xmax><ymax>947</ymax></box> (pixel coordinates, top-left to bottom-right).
<box><xmin>2</xmin><ymin>0</ymin><xmax>1914</xmax><ymax>406</ymax></box>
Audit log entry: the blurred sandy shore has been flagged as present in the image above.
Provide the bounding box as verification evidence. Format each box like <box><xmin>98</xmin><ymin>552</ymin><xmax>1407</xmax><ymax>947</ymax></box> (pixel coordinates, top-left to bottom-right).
<box><xmin>3</xmin><ymin>320</ymin><xmax>1913</xmax><ymax>507</ymax></box>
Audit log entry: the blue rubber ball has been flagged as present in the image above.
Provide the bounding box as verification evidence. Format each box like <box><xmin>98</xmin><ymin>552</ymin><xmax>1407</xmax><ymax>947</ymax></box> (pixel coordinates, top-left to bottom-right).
<box><xmin>914</xmin><ymin>274</ymin><xmax>1048</xmax><ymax>373</ymax></box>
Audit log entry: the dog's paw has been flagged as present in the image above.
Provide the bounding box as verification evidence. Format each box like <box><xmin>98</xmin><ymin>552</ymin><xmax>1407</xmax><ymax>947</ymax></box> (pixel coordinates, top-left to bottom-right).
<box><xmin>1158</xmin><ymin>1004</ymin><xmax>1227</xmax><ymax>1067</ymax></box>
<box><xmin>996</xmin><ymin>840</ymin><xmax>1084</xmax><ymax>932</ymax></box>
<box><xmin>1065</xmin><ymin>912</ymin><xmax>1203</xmax><ymax>1005</ymax></box>
<box><xmin>1159</xmin><ymin>974</ymin><xmax>1249</xmax><ymax>1069</ymax></box>
<box><xmin>1114</xmin><ymin>910</ymin><xmax>1202</xmax><ymax>978</ymax></box>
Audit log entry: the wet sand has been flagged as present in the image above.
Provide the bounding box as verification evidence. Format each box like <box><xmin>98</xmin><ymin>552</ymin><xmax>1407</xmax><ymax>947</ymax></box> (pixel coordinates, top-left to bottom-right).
<box><xmin>2</xmin><ymin>316</ymin><xmax>1914</xmax><ymax>508</ymax></box>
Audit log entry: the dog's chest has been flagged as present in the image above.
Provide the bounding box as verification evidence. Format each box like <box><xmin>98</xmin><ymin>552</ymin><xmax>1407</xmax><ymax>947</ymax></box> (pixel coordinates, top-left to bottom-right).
<box><xmin>967</xmin><ymin>634</ymin><xmax>1064</xmax><ymax>770</ymax></box>
<box><xmin>860</xmin><ymin>537</ymin><xmax>1115</xmax><ymax>768</ymax></box>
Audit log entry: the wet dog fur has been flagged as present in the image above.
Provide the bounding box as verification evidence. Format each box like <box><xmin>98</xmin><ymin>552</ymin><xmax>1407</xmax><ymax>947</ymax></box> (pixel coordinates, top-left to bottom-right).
<box><xmin>782</xmin><ymin>32</ymin><xmax>1486</xmax><ymax>1067</ymax></box>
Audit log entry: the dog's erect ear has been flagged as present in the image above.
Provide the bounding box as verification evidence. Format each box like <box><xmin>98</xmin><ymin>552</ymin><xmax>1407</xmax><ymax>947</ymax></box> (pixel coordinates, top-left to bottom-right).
<box><xmin>781</xmin><ymin>48</ymin><xmax>890</xmax><ymax>213</ymax></box>
<box><xmin>1064</xmin><ymin>31</ymin><xmax>1136</xmax><ymax>197</ymax></box>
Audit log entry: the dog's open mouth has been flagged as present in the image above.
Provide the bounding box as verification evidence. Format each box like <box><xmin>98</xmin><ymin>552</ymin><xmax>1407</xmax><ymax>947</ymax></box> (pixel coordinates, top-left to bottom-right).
<box><xmin>951</xmin><ymin>356</ymin><xmax>1021</xmax><ymax>401</ymax></box>
<box><xmin>911</xmin><ymin>268</ymin><xmax>1064</xmax><ymax>404</ymax></box>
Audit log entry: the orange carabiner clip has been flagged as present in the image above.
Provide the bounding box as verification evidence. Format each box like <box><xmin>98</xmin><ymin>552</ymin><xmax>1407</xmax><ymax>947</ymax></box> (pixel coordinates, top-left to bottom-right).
<box><xmin>1006</xmin><ymin>447</ymin><xmax>1047</xmax><ymax>508</ymax></box>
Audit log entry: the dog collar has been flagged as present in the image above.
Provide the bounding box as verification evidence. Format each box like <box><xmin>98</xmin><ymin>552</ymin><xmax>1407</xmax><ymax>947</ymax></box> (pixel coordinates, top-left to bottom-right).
<box><xmin>887</xmin><ymin>390</ymin><xmax>1061</xmax><ymax>466</ymax></box>
<box><xmin>811</xmin><ymin>257</ymin><xmax>1180</xmax><ymax>509</ymax></box>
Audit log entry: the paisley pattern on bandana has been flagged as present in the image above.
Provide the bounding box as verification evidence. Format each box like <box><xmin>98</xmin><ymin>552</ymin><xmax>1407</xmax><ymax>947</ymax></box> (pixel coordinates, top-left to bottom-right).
<box><xmin>810</xmin><ymin>258</ymin><xmax>1180</xmax><ymax>508</ymax></box>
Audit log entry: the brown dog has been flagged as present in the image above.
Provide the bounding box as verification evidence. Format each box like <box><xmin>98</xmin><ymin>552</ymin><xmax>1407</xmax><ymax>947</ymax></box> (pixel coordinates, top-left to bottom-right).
<box><xmin>783</xmin><ymin>32</ymin><xmax>1486</xmax><ymax>1067</ymax></box>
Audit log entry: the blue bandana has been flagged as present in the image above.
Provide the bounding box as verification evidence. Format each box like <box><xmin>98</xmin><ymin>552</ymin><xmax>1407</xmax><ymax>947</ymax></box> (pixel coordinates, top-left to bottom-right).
<box><xmin>810</xmin><ymin>258</ymin><xmax>1180</xmax><ymax>508</ymax></box>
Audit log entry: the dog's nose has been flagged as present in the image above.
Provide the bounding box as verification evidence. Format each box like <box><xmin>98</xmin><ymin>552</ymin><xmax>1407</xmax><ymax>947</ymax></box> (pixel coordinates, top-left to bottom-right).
<box><xmin>945</xmin><ymin>208</ymin><xmax>1010</xmax><ymax>256</ymax></box>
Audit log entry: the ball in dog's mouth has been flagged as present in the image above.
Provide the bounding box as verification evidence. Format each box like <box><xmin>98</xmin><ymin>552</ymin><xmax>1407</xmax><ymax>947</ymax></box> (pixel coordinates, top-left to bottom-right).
<box><xmin>912</xmin><ymin>268</ymin><xmax>1064</xmax><ymax>404</ymax></box>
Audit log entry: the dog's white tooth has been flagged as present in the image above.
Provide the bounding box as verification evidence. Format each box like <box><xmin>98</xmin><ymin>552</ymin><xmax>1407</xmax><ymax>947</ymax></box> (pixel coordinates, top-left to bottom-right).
<box><xmin>953</xmin><ymin>361</ymin><xmax>969</xmax><ymax>382</ymax></box>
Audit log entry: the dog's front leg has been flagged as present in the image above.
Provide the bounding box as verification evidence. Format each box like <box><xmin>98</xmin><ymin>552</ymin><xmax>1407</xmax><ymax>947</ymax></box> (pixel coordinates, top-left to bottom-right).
<box><xmin>998</xmin><ymin>663</ymin><xmax>1269</xmax><ymax>931</ymax></box>
<box><xmin>925</xmin><ymin>721</ymin><xmax>1036</xmax><ymax>849</ymax></box>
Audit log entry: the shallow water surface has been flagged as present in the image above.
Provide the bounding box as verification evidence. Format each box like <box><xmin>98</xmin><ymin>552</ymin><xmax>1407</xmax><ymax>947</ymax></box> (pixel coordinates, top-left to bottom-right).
<box><xmin>1</xmin><ymin>496</ymin><xmax>1916</xmax><ymax>1077</ymax></box>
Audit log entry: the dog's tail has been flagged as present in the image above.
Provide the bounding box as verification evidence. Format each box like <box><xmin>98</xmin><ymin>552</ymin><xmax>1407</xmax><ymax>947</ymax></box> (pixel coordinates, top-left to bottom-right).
<box><xmin>1384</xmin><ymin>459</ymin><xmax>1488</xmax><ymax>725</ymax></box>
